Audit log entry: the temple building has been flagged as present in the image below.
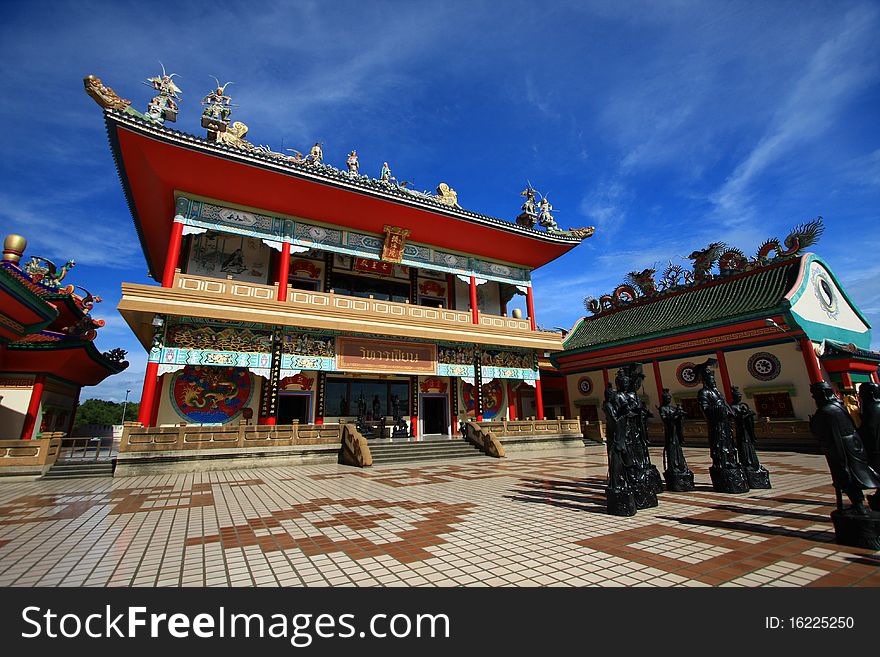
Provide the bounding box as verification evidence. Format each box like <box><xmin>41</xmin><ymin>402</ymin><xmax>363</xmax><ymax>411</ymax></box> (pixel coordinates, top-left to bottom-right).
<box><xmin>0</xmin><ymin>234</ymin><xmax>128</xmax><ymax>444</ymax></box>
<box><xmin>551</xmin><ymin>225</ymin><xmax>880</xmax><ymax>445</ymax></box>
<box><xmin>85</xmin><ymin>73</ymin><xmax>593</xmax><ymax>451</ymax></box>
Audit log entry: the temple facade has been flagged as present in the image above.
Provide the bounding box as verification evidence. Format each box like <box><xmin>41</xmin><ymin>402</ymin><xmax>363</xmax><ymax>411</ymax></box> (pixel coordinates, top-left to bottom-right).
<box><xmin>87</xmin><ymin>73</ymin><xmax>593</xmax><ymax>444</ymax></box>
<box><xmin>551</xmin><ymin>228</ymin><xmax>880</xmax><ymax>446</ymax></box>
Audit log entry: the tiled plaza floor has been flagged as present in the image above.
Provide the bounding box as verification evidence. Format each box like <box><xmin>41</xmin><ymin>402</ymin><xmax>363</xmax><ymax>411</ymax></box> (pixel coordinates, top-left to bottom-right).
<box><xmin>0</xmin><ymin>445</ymin><xmax>878</xmax><ymax>587</ymax></box>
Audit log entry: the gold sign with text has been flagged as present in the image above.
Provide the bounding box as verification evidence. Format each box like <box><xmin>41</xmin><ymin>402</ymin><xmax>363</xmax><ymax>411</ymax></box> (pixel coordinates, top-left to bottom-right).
<box><xmin>336</xmin><ymin>336</ymin><xmax>437</xmax><ymax>374</ymax></box>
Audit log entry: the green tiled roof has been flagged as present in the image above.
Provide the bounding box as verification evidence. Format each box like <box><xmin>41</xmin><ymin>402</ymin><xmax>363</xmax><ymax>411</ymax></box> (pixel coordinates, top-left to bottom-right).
<box><xmin>563</xmin><ymin>258</ymin><xmax>802</xmax><ymax>352</ymax></box>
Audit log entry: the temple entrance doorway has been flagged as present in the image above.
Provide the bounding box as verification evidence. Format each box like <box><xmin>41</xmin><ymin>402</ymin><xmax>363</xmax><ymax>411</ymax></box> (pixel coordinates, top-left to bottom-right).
<box><xmin>422</xmin><ymin>395</ymin><xmax>448</xmax><ymax>435</ymax></box>
<box><xmin>278</xmin><ymin>393</ymin><xmax>310</xmax><ymax>425</ymax></box>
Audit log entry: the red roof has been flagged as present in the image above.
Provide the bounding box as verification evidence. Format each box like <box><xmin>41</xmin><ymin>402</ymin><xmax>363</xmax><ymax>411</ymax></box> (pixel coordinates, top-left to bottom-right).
<box><xmin>105</xmin><ymin>111</ymin><xmax>587</xmax><ymax>281</ymax></box>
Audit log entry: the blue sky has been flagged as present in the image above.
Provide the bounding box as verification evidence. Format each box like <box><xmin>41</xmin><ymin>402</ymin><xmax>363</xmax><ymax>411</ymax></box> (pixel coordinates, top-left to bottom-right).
<box><xmin>1</xmin><ymin>0</ymin><xmax>878</xmax><ymax>402</ymax></box>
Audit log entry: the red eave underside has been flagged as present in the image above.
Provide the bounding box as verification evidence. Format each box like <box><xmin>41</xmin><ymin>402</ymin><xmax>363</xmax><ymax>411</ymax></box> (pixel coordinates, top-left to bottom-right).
<box><xmin>115</xmin><ymin>126</ymin><xmax>578</xmax><ymax>278</ymax></box>
<box><xmin>0</xmin><ymin>288</ymin><xmax>50</xmax><ymax>329</ymax></box>
<box><xmin>3</xmin><ymin>346</ymin><xmax>118</xmax><ymax>386</ymax></box>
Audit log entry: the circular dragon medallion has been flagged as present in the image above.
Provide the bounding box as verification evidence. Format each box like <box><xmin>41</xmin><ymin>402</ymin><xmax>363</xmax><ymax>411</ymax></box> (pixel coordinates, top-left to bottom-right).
<box><xmin>813</xmin><ymin>269</ymin><xmax>839</xmax><ymax>319</ymax></box>
<box><xmin>171</xmin><ymin>365</ymin><xmax>254</xmax><ymax>424</ymax></box>
<box><xmin>577</xmin><ymin>376</ymin><xmax>594</xmax><ymax>396</ymax></box>
<box><xmin>676</xmin><ymin>362</ymin><xmax>699</xmax><ymax>387</ymax></box>
<box><xmin>462</xmin><ymin>379</ymin><xmax>504</xmax><ymax>419</ymax></box>
<box><xmin>748</xmin><ymin>352</ymin><xmax>781</xmax><ymax>381</ymax></box>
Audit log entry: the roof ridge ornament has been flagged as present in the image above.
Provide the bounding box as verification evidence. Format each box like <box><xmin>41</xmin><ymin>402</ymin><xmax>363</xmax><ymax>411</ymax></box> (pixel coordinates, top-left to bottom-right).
<box><xmin>583</xmin><ymin>217</ymin><xmax>824</xmax><ymax>316</ymax></box>
<box><xmin>144</xmin><ymin>65</ymin><xmax>181</xmax><ymax>124</ymax></box>
<box><xmin>516</xmin><ymin>184</ymin><xmax>594</xmax><ymax>240</ymax></box>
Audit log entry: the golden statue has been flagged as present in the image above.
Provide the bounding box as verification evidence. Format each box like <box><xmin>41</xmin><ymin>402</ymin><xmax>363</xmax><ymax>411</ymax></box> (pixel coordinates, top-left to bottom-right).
<box><xmin>434</xmin><ymin>183</ymin><xmax>459</xmax><ymax>207</ymax></box>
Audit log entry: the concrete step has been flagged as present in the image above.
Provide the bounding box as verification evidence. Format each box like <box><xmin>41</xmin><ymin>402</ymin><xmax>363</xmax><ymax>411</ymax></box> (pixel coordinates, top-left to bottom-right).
<box><xmin>367</xmin><ymin>440</ymin><xmax>484</xmax><ymax>464</ymax></box>
<box><xmin>42</xmin><ymin>462</ymin><xmax>115</xmax><ymax>479</ymax></box>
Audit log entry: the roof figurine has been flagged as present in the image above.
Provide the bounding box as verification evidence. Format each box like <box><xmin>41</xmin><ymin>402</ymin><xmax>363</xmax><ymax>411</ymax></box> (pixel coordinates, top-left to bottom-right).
<box><xmin>380</xmin><ymin>161</ymin><xmax>394</xmax><ymax>184</ymax></box>
<box><xmin>516</xmin><ymin>185</ymin><xmax>538</xmax><ymax>228</ymax></box>
<box><xmin>537</xmin><ymin>196</ymin><xmax>558</xmax><ymax>231</ymax></box>
<box><xmin>201</xmin><ymin>77</ymin><xmax>235</xmax><ymax>137</ymax></box>
<box><xmin>24</xmin><ymin>256</ymin><xmax>76</xmax><ymax>291</ymax></box>
<box><xmin>346</xmin><ymin>150</ymin><xmax>359</xmax><ymax>175</ymax></box>
<box><xmin>144</xmin><ymin>64</ymin><xmax>181</xmax><ymax>124</ymax></box>
<box><xmin>308</xmin><ymin>142</ymin><xmax>324</xmax><ymax>165</ymax></box>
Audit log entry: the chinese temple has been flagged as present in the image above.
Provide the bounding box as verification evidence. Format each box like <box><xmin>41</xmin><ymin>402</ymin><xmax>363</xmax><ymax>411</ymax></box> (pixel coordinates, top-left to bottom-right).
<box><xmin>551</xmin><ymin>222</ymin><xmax>880</xmax><ymax>446</ymax></box>
<box><xmin>0</xmin><ymin>234</ymin><xmax>129</xmax><ymax>444</ymax></box>
<box><xmin>84</xmin><ymin>72</ymin><xmax>592</xmax><ymax>466</ymax></box>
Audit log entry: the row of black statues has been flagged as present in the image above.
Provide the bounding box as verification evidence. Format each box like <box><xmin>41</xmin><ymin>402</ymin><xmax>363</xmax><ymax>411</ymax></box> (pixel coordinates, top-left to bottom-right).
<box><xmin>354</xmin><ymin>392</ymin><xmax>409</xmax><ymax>439</ymax></box>
<box><xmin>810</xmin><ymin>381</ymin><xmax>880</xmax><ymax>549</ymax></box>
<box><xmin>604</xmin><ymin>361</ymin><xmax>772</xmax><ymax>517</ymax></box>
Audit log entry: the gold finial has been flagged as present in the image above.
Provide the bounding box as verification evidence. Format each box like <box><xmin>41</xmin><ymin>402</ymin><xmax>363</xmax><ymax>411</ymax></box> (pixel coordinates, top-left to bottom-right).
<box><xmin>3</xmin><ymin>234</ymin><xmax>26</xmax><ymax>263</ymax></box>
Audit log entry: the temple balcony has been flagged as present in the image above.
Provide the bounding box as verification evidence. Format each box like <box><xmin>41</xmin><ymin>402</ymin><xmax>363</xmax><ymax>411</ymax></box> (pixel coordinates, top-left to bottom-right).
<box><xmin>118</xmin><ymin>272</ymin><xmax>563</xmax><ymax>351</ymax></box>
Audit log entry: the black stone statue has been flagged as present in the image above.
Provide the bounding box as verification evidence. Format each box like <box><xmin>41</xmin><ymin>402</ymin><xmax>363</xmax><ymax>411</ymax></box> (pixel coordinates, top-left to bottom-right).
<box><xmin>697</xmin><ymin>360</ymin><xmax>749</xmax><ymax>493</ymax></box>
<box><xmin>603</xmin><ymin>376</ymin><xmax>636</xmax><ymax>516</ymax></box>
<box><xmin>810</xmin><ymin>381</ymin><xmax>880</xmax><ymax>548</ymax></box>
<box><xmin>390</xmin><ymin>393</ymin><xmax>409</xmax><ymax>438</ymax></box>
<box><xmin>658</xmin><ymin>389</ymin><xmax>695</xmax><ymax>491</ymax></box>
<box><xmin>626</xmin><ymin>365</ymin><xmax>664</xmax><ymax>494</ymax></box>
<box><xmin>616</xmin><ymin>368</ymin><xmax>657</xmax><ymax>509</ymax></box>
<box><xmin>730</xmin><ymin>386</ymin><xmax>772</xmax><ymax>489</ymax></box>
<box><xmin>355</xmin><ymin>392</ymin><xmax>370</xmax><ymax>436</ymax></box>
<box><xmin>858</xmin><ymin>382</ymin><xmax>880</xmax><ymax>481</ymax></box>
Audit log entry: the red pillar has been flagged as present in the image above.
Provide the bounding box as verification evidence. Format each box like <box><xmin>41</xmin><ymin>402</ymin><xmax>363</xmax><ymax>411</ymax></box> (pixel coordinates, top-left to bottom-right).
<box><xmin>469</xmin><ymin>276</ymin><xmax>479</xmax><ymax>324</ymax></box>
<box><xmin>161</xmin><ymin>220</ymin><xmax>185</xmax><ymax>288</ymax></box>
<box><xmin>507</xmin><ymin>383</ymin><xmax>516</xmax><ymax>420</ymax></box>
<box><xmin>651</xmin><ymin>360</ymin><xmax>664</xmax><ymax>404</ymax></box>
<box><xmin>446</xmin><ymin>274</ymin><xmax>456</xmax><ymax>310</ymax></box>
<box><xmin>715</xmin><ymin>350</ymin><xmax>733</xmax><ymax>403</ymax></box>
<box><xmin>150</xmin><ymin>375</ymin><xmax>164</xmax><ymax>427</ymax></box>
<box><xmin>20</xmin><ymin>375</ymin><xmax>45</xmax><ymax>439</ymax></box>
<box><xmin>561</xmin><ymin>378</ymin><xmax>572</xmax><ymax>419</ymax></box>
<box><xmin>526</xmin><ymin>286</ymin><xmax>537</xmax><ymax>331</ymax></box>
<box><xmin>277</xmin><ymin>242</ymin><xmax>291</xmax><ymax>302</ymax></box>
<box><xmin>535</xmin><ymin>378</ymin><xmax>545</xmax><ymax>420</ymax></box>
<box><xmin>138</xmin><ymin>362</ymin><xmax>160</xmax><ymax>426</ymax></box>
<box><xmin>841</xmin><ymin>372</ymin><xmax>854</xmax><ymax>389</ymax></box>
<box><xmin>872</xmin><ymin>371</ymin><xmax>879</xmax><ymax>384</ymax></box>
<box><xmin>411</xmin><ymin>376</ymin><xmax>419</xmax><ymax>438</ymax></box>
<box><xmin>602</xmin><ymin>368</ymin><xmax>610</xmax><ymax>389</ymax></box>
<box><xmin>799</xmin><ymin>337</ymin><xmax>823</xmax><ymax>384</ymax></box>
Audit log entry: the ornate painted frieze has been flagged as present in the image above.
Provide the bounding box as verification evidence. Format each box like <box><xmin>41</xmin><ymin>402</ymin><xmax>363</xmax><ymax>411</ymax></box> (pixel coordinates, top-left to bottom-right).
<box><xmin>282</xmin><ymin>332</ymin><xmax>335</xmax><ymax>358</ymax></box>
<box><xmin>166</xmin><ymin>322</ymin><xmax>273</xmax><ymax>353</ymax></box>
<box><xmin>481</xmin><ymin>348</ymin><xmax>535</xmax><ymax>370</ymax></box>
<box><xmin>437</xmin><ymin>363</ymin><xmax>475</xmax><ymax>377</ymax></box>
<box><xmin>481</xmin><ymin>366</ymin><xmax>538</xmax><ymax>381</ymax></box>
<box><xmin>280</xmin><ymin>354</ymin><xmax>336</xmax><ymax>371</ymax></box>
<box><xmin>438</xmin><ymin>345</ymin><xmax>474</xmax><ymax>365</ymax></box>
<box><xmin>150</xmin><ymin>346</ymin><xmax>272</xmax><ymax>372</ymax></box>
<box><xmin>178</xmin><ymin>199</ymin><xmax>532</xmax><ymax>286</ymax></box>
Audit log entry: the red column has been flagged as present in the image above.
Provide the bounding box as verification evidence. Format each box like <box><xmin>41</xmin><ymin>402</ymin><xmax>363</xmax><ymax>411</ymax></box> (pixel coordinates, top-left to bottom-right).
<box><xmin>161</xmin><ymin>220</ymin><xmax>185</xmax><ymax>288</ymax></box>
<box><xmin>799</xmin><ymin>338</ymin><xmax>823</xmax><ymax>384</ymax></box>
<box><xmin>446</xmin><ymin>274</ymin><xmax>456</xmax><ymax>310</ymax></box>
<box><xmin>411</xmin><ymin>376</ymin><xmax>419</xmax><ymax>438</ymax></box>
<box><xmin>561</xmin><ymin>378</ymin><xmax>572</xmax><ymax>419</ymax></box>
<box><xmin>715</xmin><ymin>350</ymin><xmax>733</xmax><ymax>403</ymax></box>
<box><xmin>507</xmin><ymin>383</ymin><xmax>516</xmax><ymax>420</ymax></box>
<box><xmin>535</xmin><ymin>378</ymin><xmax>545</xmax><ymax>420</ymax></box>
<box><xmin>469</xmin><ymin>276</ymin><xmax>479</xmax><ymax>324</ymax></box>
<box><xmin>277</xmin><ymin>242</ymin><xmax>291</xmax><ymax>302</ymax></box>
<box><xmin>602</xmin><ymin>368</ymin><xmax>610</xmax><ymax>389</ymax></box>
<box><xmin>149</xmin><ymin>375</ymin><xmax>164</xmax><ymax>427</ymax></box>
<box><xmin>872</xmin><ymin>371</ymin><xmax>879</xmax><ymax>384</ymax></box>
<box><xmin>651</xmin><ymin>360</ymin><xmax>664</xmax><ymax>404</ymax></box>
<box><xmin>138</xmin><ymin>362</ymin><xmax>160</xmax><ymax>426</ymax></box>
<box><xmin>19</xmin><ymin>375</ymin><xmax>45</xmax><ymax>439</ymax></box>
<box><xmin>526</xmin><ymin>286</ymin><xmax>537</xmax><ymax>331</ymax></box>
<box><xmin>841</xmin><ymin>372</ymin><xmax>854</xmax><ymax>389</ymax></box>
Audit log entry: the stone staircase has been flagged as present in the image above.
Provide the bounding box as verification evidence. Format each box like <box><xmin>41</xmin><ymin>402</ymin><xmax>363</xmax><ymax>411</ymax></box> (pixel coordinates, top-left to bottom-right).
<box><xmin>367</xmin><ymin>439</ymin><xmax>485</xmax><ymax>465</ymax></box>
<box><xmin>41</xmin><ymin>461</ymin><xmax>115</xmax><ymax>480</ymax></box>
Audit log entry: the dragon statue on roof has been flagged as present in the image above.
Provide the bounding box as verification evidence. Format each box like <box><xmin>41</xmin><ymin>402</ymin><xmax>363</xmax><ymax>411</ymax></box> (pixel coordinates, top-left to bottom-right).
<box><xmin>24</xmin><ymin>256</ymin><xmax>76</xmax><ymax>291</ymax></box>
<box><xmin>582</xmin><ymin>217</ymin><xmax>825</xmax><ymax>315</ymax></box>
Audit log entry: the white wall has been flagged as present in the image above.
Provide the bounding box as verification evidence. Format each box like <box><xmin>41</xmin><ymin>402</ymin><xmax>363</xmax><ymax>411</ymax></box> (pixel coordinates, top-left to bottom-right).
<box><xmin>0</xmin><ymin>384</ymin><xmax>32</xmax><ymax>438</ymax></box>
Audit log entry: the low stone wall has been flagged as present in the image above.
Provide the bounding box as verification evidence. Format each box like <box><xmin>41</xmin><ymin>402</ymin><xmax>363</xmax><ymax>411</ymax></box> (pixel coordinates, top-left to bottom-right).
<box><xmin>120</xmin><ymin>422</ymin><xmax>343</xmax><ymax>452</ymax></box>
<box><xmin>647</xmin><ymin>419</ymin><xmax>816</xmax><ymax>452</ymax></box>
<box><xmin>0</xmin><ymin>434</ymin><xmax>62</xmax><ymax>477</ymax></box>
<box><xmin>114</xmin><ymin>422</ymin><xmax>344</xmax><ymax>475</ymax></box>
<box><xmin>477</xmin><ymin>417</ymin><xmax>584</xmax><ymax>450</ymax></box>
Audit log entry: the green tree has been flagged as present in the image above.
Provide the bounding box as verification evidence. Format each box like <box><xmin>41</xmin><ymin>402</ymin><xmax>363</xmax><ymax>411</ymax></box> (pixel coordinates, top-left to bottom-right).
<box><xmin>74</xmin><ymin>399</ymin><xmax>140</xmax><ymax>427</ymax></box>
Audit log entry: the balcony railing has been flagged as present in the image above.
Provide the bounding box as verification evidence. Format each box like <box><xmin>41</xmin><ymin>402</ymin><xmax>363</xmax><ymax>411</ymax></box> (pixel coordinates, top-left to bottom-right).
<box><xmin>160</xmin><ymin>272</ymin><xmax>554</xmax><ymax>343</ymax></box>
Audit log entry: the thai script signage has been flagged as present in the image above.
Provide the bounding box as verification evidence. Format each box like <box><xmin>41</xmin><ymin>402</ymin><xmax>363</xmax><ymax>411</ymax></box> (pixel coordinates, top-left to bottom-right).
<box><xmin>336</xmin><ymin>336</ymin><xmax>437</xmax><ymax>375</ymax></box>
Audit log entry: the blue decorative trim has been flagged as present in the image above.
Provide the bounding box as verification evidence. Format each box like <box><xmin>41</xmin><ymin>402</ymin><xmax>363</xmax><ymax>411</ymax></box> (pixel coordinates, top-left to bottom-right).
<box><xmin>481</xmin><ymin>365</ymin><xmax>538</xmax><ymax>381</ymax></box>
<box><xmin>280</xmin><ymin>354</ymin><xmax>336</xmax><ymax>371</ymax></box>
<box><xmin>151</xmin><ymin>346</ymin><xmax>271</xmax><ymax>369</ymax></box>
<box><xmin>438</xmin><ymin>363</ymin><xmax>474</xmax><ymax>377</ymax></box>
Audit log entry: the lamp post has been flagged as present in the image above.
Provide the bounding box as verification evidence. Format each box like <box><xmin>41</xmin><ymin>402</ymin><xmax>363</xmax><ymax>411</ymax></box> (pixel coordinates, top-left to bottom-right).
<box><xmin>121</xmin><ymin>389</ymin><xmax>131</xmax><ymax>425</ymax></box>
